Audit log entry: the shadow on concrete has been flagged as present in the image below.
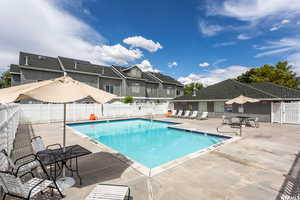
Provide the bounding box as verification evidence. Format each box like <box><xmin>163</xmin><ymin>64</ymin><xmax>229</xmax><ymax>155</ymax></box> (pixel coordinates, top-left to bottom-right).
<box><xmin>71</xmin><ymin>151</ymin><xmax>133</xmax><ymax>188</ymax></box>
<box><xmin>275</xmin><ymin>151</ymin><xmax>300</xmax><ymax>199</ymax></box>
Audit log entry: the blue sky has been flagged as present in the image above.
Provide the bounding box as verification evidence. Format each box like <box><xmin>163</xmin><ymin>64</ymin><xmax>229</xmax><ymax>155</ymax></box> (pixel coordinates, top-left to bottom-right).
<box><xmin>1</xmin><ymin>0</ymin><xmax>300</xmax><ymax>85</ymax></box>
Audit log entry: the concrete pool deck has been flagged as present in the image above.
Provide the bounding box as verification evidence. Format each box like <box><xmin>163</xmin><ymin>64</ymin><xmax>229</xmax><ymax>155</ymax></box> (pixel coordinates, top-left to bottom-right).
<box><xmin>9</xmin><ymin>117</ymin><xmax>300</xmax><ymax>199</ymax></box>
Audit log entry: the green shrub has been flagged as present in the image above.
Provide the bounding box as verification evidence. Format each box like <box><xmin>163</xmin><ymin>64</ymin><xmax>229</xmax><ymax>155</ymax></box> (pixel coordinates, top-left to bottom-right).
<box><xmin>123</xmin><ymin>96</ymin><xmax>134</xmax><ymax>104</ymax></box>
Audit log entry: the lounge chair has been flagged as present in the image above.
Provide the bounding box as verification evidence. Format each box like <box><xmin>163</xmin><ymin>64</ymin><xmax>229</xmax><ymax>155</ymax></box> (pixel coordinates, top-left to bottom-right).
<box><xmin>175</xmin><ymin>110</ymin><xmax>183</xmax><ymax>118</ymax></box>
<box><xmin>199</xmin><ymin>112</ymin><xmax>208</xmax><ymax>120</ymax></box>
<box><xmin>0</xmin><ymin>166</ymin><xmax>64</xmax><ymax>200</ymax></box>
<box><xmin>0</xmin><ymin>149</ymin><xmax>40</xmax><ymax>176</ymax></box>
<box><xmin>170</xmin><ymin>110</ymin><xmax>177</xmax><ymax>117</ymax></box>
<box><xmin>85</xmin><ymin>184</ymin><xmax>130</xmax><ymax>200</ymax></box>
<box><xmin>230</xmin><ymin>117</ymin><xmax>241</xmax><ymax>128</ymax></box>
<box><xmin>189</xmin><ymin>111</ymin><xmax>198</xmax><ymax>119</ymax></box>
<box><xmin>182</xmin><ymin>110</ymin><xmax>191</xmax><ymax>118</ymax></box>
<box><xmin>222</xmin><ymin>115</ymin><xmax>231</xmax><ymax>125</ymax></box>
<box><xmin>247</xmin><ymin>117</ymin><xmax>259</xmax><ymax>128</ymax></box>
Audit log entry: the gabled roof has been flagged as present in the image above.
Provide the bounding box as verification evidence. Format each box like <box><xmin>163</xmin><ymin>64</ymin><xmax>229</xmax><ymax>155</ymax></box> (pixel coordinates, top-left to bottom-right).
<box><xmin>149</xmin><ymin>72</ymin><xmax>183</xmax><ymax>86</ymax></box>
<box><xmin>59</xmin><ymin>57</ymin><xmax>120</xmax><ymax>78</ymax></box>
<box><xmin>19</xmin><ymin>52</ymin><xmax>62</xmax><ymax>71</ymax></box>
<box><xmin>10</xmin><ymin>64</ymin><xmax>21</xmax><ymax>74</ymax></box>
<box><xmin>173</xmin><ymin>79</ymin><xmax>295</xmax><ymax>101</ymax></box>
<box><xmin>112</xmin><ymin>65</ymin><xmax>160</xmax><ymax>83</ymax></box>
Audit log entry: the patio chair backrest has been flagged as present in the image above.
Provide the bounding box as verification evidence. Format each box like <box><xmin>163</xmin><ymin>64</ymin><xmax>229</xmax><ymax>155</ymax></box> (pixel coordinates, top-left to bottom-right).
<box><xmin>191</xmin><ymin>111</ymin><xmax>198</xmax><ymax>117</ymax></box>
<box><xmin>231</xmin><ymin>117</ymin><xmax>240</xmax><ymax>124</ymax></box>
<box><xmin>184</xmin><ymin>110</ymin><xmax>190</xmax><ymax>117</ymax></box>
<box><xmin>0</xmin><ymin>171</ymin><xmax>26</xmax><ymax>197</ymax></box>
<box><xmin>201</xmin><ymin>112</ymin><xmax>208</xmax><ymax>118</ymax></box>
<box><xmin>31</xmin><ymin>136</ymin><xmax>46</xmax><ymax>154</ymax></box>
<box><xmin>0</xmin><ymin>149</ymin><xmax>16</xmax><ymax>169</ymax></box>
<box><xmin>177</xmin><ymin>110</ymin><xmax>183</xmax><ymax>116</ymax></box>
<box><xmin>171</xmin><ymin>110</ymin><xmax>177</xmax><ymax>116</ymax></box>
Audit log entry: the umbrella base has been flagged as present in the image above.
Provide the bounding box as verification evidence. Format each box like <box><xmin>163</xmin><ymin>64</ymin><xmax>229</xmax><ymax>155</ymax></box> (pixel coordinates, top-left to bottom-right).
<box><xmin>56</xmin><ymin>176</ymin><xmax>75</xmax><ymax>191</ymax></box>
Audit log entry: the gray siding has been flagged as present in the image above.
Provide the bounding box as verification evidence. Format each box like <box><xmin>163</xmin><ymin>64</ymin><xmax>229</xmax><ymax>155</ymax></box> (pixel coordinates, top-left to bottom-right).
<box><xmin>11</xmin><ymin>74</ymin><xmax>21</xmax><ymax>86</ymax></box>
<box><xmin>162</xmin><ymin>84</ymin><xmax>176</xmax><ymax>98</ymax></box>
<box><xmin>67</xmin><ymin>72</ymin><xmax>98</xmax><ymax>88</ymax></box>
<box><xmin>99</xmin><ymin>77</ymin><xmax>122</xmax><ymax>96</ymax></box>
<box><xmin>146</xmin><ymin>83</ymin><xmax>159</xmax><ymax>97</ymax></box>
<box><xmin>21</xmin><ymin>69</ymin><xmax>63</xmax><ymax>84</ymax></box>
<box><xmin>232</xmin><ymin>101</ymin><xmax>271</xmax><ymax>114</ymax></box>
<box><xmin>126</xmin><ymin>68</ymin><xmax>142</xmax><ymax>78</ymax></box>
<box><xmin>126</xmin><ymin>80</ymin><xmax>146</xmax><ymax>97</ymax></box>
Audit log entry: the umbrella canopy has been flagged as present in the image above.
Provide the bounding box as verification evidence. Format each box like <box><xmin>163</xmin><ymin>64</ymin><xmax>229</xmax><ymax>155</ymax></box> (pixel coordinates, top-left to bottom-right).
<box><xmin>225</xmin><ymin>95</ymin><xmax>259</xmax><ymax>105</ymax></box>
<box><xmin>0</xmin><ymin>76</ymin><xmax>116</xmax><ymax>104</ymax></box>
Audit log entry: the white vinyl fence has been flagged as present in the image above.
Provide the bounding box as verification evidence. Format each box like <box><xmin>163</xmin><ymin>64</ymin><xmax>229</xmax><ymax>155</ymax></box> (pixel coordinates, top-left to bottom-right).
<box><xmin>20</xmin><ymin>103</ymin><xmax>169</xmax><ymax>124</ymax></box>
<box><xmin>271</xmin><ymin>102</ymin><xmax>300</xmax><ymax>124</ymax></box>
<box><xmin>0</xmin><ymin>104</ymin><xmax>20</xmax><ymax>170</ymax></box>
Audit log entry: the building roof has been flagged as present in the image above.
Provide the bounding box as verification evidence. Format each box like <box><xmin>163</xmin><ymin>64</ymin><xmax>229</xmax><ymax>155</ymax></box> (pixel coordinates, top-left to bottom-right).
<box><xmin>112</xmin><ymin>65</ymin><xmax>160</xmax><ymax>83</ymax></box>
<box><xmin>59</xmin><ymin>57</ymin><xmax>120</xmax><ymax>78</ymax></box>
<box><xmin>173</xmin><ymin>79</ymin><xmax>300</xmax><ymax>101</ymax></box>
<box><xmin>149</xmin><ymin>72</ymin><xmax>183</xmax><ymax>86</ymax></box>
<box><xmin>19</xmin><ymin>52</ymin><xmax>62</xmax><ymax>71</ymax></box>
<box><xmin>10</xmin><ymin>64</ymin><xmax>21</xmax><ymax>73</ymax></box>
<box><xmin>251</xmin><ymin>82</ymin><xmax>300</xmax><ymax>99</ymax></box>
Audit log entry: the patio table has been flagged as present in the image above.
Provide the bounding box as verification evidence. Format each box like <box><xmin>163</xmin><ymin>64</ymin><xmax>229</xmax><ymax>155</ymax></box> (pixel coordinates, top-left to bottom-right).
<box><xmin>37</xmin><ymin>144</ymin><xmax>91</xmax><ymax>185</ymax></box>
<box><xmin>235</xmin><ymin>116</ymin><xmax>251</xmax><ymax>125</ymax></box>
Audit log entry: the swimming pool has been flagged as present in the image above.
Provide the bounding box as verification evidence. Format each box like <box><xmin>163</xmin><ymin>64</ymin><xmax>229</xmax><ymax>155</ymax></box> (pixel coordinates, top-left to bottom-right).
<box><xmin>68</xmin><ymin>119</ymin><xmax>230</xmax><ymax>168</ymax></box>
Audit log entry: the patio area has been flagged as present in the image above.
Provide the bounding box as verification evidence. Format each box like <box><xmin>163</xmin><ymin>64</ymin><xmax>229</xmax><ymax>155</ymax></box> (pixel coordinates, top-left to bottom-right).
<box><xmin>9</xmin><ymin>117</ymin><xmax>300</xmax><ymax>200</ymax></box>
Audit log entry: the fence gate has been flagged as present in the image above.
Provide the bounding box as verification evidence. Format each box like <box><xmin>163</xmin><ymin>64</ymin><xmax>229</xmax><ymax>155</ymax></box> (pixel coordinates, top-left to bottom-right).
<box><xmin>272</xmin><ymin>102</ymin><xmax>300</xmax><ymax>124</ymax></box>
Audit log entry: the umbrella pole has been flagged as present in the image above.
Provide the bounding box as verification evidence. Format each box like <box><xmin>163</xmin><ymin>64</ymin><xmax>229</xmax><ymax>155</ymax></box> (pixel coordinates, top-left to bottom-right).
<box><xmin>57</xmin><ymin>103</ymin><xmax>75</xmax><ymax>191</ymax></box>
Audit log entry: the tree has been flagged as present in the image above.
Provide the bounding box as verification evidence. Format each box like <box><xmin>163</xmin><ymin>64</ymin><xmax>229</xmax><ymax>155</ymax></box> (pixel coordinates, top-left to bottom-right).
<box><xmin>237</xmin><ymin>61</ymin><xmax>299</xmax><ymax>89</ymax></box>
<box><xmin>184</xmin><ymin>82</ymin><xmax>204</xmax><ymax>95</ymax></box>
<box><xmin>123</xmin><ymin>96</ymin><xmax>134</xmax><ymax>104</ymax></box>
<box><xmin>0</xmin><ymin>70</ymin><xmax>11</xmax><ymax>88</ymax></box>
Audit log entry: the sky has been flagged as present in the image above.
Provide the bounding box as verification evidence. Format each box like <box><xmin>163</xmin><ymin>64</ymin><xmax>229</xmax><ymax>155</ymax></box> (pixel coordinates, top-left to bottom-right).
<box><xmin>1</xmin><ymin>0</ymin><xmax>300</xmax><ymax>86</ymax></box>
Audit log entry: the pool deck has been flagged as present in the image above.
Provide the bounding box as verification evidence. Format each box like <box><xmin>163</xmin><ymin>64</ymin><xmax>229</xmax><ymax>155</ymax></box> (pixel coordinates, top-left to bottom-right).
<box><xmin>10</xmin><ymin>117</ymin><xmax>300</xmax><ymax>200</ymax></box>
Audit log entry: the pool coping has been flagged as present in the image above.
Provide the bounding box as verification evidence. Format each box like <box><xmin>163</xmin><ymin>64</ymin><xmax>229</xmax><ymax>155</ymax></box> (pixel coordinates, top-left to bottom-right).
<box><xmin>67</xmin><ymin>118</ymin><xmax>240</xmax><ymax>177</ymax></box>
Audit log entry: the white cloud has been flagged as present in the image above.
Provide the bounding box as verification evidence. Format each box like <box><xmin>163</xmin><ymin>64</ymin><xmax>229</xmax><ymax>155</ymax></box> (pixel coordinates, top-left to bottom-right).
<box><xmin>136</xmin><ymin>60</ymin><xmax>160</xmax><ymax>72</ymax></box>
<box><xmin>178</xmin><ymin>65</ymin><xmax>249</xmax><ymax>86</ymax></box>
<box><xmin>0</xmin><ymin>0</ymin><xmax>146</xmax><ymax>71</ymax></box>
<box><xmin>212</xmin><ymin>58</ymin><xmax>227</xmax><ymax>66</ymax></box>
<box><xmin>237</xmin><ymin>34</ymin><xmax>252</xmax><ymax>40</ymax></box>
<box><xmin>198</xmin><ymin>21</ymin><xmax>223</xmax><ymax>36</ymax></box>
<box><xmin>123</xmin><ymin>36</ymin><xmax>162</xmax><ymax>52</ymax></box>
<box><xmin>270</xmin><ymin>26</ymin><xmax>280</xmax><ymax>31</ymax></box>
<box><xmin>207</xmin><ymin>0</ymin><xmax>300</xmax><ymax>22</ymax></box>
<box><xmin>254</xmin><ymin>37</ymin><xmax>300</xmax><ymax>75</ymax></box>
<box><xmin>213</xmin><ymin>41</ymin><xmax>236</xmax><ymax>47</ymax></box>
<box><xmin>168</xmin><ymin>62</ymin><xmax>178</xmax><ymax>68</ymax></box>
<box><xmin>281</xmin><ymin>19</ymin><xmax>290</xmax><ymax>24</ymax></box>
<box><xmin>199</xmin><ymin>62</ymin><xmax>210</xmax><ymax>67</ymax></box>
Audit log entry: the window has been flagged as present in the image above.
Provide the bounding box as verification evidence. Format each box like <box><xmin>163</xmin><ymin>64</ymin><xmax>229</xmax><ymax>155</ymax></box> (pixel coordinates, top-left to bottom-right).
<box><xmin>132</xmin><ymin>83</ymin><xmax>140</xmax><ymax>93</ymax></box>
<box><xmin>104</xmin><ymin>85</ymin><xmax>114</xmax><ymax>94</ymax></box>
<box><xmin>176</xmin><ymin>90</ymin><xmax>181</xmax><ymax>96</ymax></box>
<box><xmin>166</xmin><ymin>87</ymin><xmax>173</xmax><ymax>95</ymax></box>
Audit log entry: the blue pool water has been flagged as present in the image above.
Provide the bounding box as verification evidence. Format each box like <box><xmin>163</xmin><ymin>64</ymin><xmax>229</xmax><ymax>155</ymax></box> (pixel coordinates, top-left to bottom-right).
<box><xmin>68</xmin><ymin>119</ymin><xmax>229</xmax><ymax>168</ymax></box>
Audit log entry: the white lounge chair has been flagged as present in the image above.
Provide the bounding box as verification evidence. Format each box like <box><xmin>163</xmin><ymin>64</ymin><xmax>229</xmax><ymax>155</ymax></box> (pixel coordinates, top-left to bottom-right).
<box><xmin>247</xmin><ymin>117</ymin><xmax>259</xmax><ymax>128</ymax></box>
<box><xmin>199</xmin><ymin>112</ymin><xmax>208</xmax><ymax>120</ymax></box>
<box><xmin>170</xmin><ymin>110</ymin><xmax>177</xmax><ymax>117</ymax></box>
<box><xmin>175</xmin><ymin>110</ymin><xmax>183</xmax><ymax>118</ymax></box>
<box><xmin>189</xmin><ymin>111</ymin><xmax>198</xmax><ymax>119</ymax></box>
<box><xmin>182</xmin><ymin>110</ymin><xmax>191</xmax><ymax>118</ymax></box>
<box><xmin>0</xmin><ymin>168</ymin><xmax>63</xmax><ymax>200</ymax></box>
<box><xmin>0</xmin><ymin>149</ymin><xmax>40</xmax><ymax>176</ymax></box>
<box><xmin>222</xmin><ymin>115</ymin><xmax>231</xmax><ymax>124</ymax></box>
<box><xmin>85</xmin><ymin>184</ymin><xmax>130</xmax><ymax>200</ymax></box>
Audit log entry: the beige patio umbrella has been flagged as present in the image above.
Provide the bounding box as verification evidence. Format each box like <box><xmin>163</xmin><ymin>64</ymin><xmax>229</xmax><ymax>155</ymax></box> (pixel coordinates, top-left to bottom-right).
<box><xmin>0</xmin><ymin>75</ymin><xmax>116</xmax><ymax>189</ymax></box>
<box><xmin>225</xmin><ymin>95</ymin><xmax>259</xmax><ymax>105</ymax></box>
